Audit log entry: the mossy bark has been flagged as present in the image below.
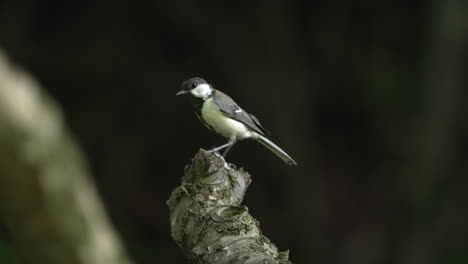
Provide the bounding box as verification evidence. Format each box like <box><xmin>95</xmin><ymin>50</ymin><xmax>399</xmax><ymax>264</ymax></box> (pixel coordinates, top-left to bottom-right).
<box><xmin>168</xmin><ymin>150</ymin><xmax>292</xmax><ymax>264</ymax></box>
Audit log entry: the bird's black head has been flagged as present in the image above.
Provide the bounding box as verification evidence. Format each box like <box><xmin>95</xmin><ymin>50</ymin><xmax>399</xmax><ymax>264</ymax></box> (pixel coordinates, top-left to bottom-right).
<box><xmin>176</xmin><ymin>77</ymin><xmax>213</xmax><ymax>100</ymax></box>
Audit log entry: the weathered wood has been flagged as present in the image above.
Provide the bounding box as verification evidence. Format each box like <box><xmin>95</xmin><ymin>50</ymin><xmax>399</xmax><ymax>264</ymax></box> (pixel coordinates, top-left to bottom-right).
<box><xmin>168</xmin><ymin>150</ymin><xmax>292</xmax><ymax>264</ymax></box>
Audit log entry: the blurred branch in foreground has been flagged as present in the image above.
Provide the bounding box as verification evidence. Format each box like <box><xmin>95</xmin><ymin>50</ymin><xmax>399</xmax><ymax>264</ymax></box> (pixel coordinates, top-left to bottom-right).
<box><xmin>168</xmin><ymin>150</ymin><xmax>291</xmax><ymax>264</ymax></box>
<box><xmin>0</xmin><ymin>49</ymin><xmax>132</xmax><ymax>264</ymax></box>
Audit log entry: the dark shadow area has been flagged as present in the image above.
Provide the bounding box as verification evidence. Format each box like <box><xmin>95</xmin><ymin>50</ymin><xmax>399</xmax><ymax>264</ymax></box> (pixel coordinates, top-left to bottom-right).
<box><xmin>0</xmin><ymin>0</ymin><xmax>467</xmax><ymax>263</ymax></box>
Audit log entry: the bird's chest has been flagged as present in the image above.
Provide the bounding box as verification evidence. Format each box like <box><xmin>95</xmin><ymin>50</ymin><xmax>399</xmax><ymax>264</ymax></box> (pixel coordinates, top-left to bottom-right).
<box><xmin>201</xmin><ymin>98</ymin><xmax>250</xmax><ymax>139</ymax></box>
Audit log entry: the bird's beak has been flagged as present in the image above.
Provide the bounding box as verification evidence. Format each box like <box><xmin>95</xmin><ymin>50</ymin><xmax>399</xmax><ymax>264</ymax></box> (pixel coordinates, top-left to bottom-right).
<box><xmin>176</xmin><ymin>90</ymin><xmax>189</xmax><ymax>96</ymax></box>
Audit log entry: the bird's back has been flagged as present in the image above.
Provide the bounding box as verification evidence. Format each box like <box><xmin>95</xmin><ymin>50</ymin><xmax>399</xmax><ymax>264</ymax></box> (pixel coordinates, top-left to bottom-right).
<box><xmin>212</xmin><ymin>90</ymin><xmax>269</xmax><ymax>136</ymax></box>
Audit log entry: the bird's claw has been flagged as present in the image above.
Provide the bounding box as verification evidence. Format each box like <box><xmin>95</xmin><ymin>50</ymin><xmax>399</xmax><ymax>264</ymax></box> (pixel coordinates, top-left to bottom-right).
<box><xmin>210</xmin><ymin>150</ymin><xmax>223</xmax><ymax>159</ymax></box>
<box><xmin>209</xmin><ymin>151</ymin><xmax>235</xmax><ymax>170</ymax></box>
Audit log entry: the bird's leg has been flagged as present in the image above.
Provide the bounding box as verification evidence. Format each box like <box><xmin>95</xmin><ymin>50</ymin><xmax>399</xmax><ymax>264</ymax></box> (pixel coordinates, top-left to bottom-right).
<box><xmin>211</xmin><ymin>151</ymin><xmax>227</xmax><ymax>165</ymax></box>
<box><xmin>207</xmin><ymin>137</ymin><xmax>237</xmax><ymax>169</ymax></box>
<box><xmin>222</xmin><ymin>137</ymin><xmax>237</xmax><ymax>157</ymax></box>
<box><xmin>207</xmin><ymin>142</ymin><xmax>231</xmax><ymax>153</ymax></box>
<box><xmin>207</xmin><ymin>137</ymin><xmax>236</xmax><ymax>154</ymax></box>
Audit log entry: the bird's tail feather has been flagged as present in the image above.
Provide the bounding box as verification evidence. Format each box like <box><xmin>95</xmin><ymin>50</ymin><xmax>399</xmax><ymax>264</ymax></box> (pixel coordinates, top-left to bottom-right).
<box><xmin>255</xmin><ymin>134</ymin><xmax>297</xmax><ymax>166</ymax></box>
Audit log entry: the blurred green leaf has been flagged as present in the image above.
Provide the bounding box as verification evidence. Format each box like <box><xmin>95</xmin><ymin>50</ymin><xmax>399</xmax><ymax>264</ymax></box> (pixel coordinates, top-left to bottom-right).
<box><xmin>0</xmin><ymin>240</ymin><xmax>20</xmax><ymax>264</ymax></box>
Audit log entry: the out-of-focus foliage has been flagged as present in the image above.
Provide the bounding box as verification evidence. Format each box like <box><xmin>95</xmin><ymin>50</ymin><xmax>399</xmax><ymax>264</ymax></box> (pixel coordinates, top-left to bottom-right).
<box><xmin>0</xmin><ymin>240</ymin><xmax>20</xmax><ymax>264</ymax></box>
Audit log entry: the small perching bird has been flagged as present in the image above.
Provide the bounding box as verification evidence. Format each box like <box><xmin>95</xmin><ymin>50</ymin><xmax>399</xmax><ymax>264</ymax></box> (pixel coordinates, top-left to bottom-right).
<box><xmin>176</xmin><ymin>77</ymin><xmax>297</xmax><ymax>166</ymax></box>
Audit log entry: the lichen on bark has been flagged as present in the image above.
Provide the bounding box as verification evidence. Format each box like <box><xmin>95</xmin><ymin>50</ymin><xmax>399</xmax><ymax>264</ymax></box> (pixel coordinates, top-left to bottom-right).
<box><xmin>167</xmin><ymin>150</ymin><xmax>292</xmax><ymax>264</ymax></box>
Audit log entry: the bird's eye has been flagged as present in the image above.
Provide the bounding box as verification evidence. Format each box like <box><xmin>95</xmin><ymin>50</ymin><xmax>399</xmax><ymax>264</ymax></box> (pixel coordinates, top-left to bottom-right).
<box><xmin>191</xmin><ymin>82</ymin><xmax>198</xmax><ymax>88</ymax></box>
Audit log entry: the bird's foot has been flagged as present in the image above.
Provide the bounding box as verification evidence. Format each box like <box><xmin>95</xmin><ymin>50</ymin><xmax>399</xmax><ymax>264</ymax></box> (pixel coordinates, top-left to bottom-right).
<box><xmin>210</xmin><ymin>150</ymin><xmax>223</xmax><ymax>159</ymax></box>
<box><xmin>210</xmin><ymin>151</ymin><xmax>234</xmax><ymax>170</ymax></box>
<box><xmin>207</xmin><ymin>149</ymin><xmax>218</xmax><ymax>154</ymax></box>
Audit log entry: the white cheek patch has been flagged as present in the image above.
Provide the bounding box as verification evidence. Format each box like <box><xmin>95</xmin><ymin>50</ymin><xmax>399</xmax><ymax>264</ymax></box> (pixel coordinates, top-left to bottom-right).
<box><xmin>190</xmin><ymin>83</ymin><xmax>212</xmax><ymax>99</ymax></box>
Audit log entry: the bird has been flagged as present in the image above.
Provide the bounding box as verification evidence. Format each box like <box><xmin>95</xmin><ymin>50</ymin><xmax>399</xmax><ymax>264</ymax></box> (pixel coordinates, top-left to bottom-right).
<box><xmin>176</xmin><ymin>77</ymin><xmax>297</xmax><ymax>166</ymax></box>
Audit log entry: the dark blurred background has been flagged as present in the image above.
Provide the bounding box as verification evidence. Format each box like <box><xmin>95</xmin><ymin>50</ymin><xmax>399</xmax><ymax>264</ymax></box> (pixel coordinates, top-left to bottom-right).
<box><xmin>1</xmin><ymin>0</ymin><xmax>467</xmax><ymax>263</ymax></box>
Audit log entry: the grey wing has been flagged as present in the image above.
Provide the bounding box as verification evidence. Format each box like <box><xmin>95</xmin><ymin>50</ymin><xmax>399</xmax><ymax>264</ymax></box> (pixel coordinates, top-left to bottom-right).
<box><xmin>247</xmin><ymin>113</ymin><xmax>270</xmax><ymax>135</ymax></box>
<box><xmin>213</xmin><ymin>90</ymin><xmax>269</xmax><ymax>136</ymax></box>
